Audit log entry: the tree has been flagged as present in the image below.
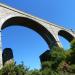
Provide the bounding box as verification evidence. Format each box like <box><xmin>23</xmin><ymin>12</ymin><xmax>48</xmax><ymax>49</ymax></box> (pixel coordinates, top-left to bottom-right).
<box><xmin>71</xmin><ymin>39</ymin><xmax>75</xmax><ymax>50</ymax></box>
<box><xmin>29</xmin><ymin>69</ymin><xmax>42</xmax><ymax>75</ymax></box>
<box><xmin>15</xmin><ymin>63</ymin><xmax>29</xmax><ymax>75</ymax></box>
<box><xmin>67</xmin><ymin>39</ymin><xmax>75</xmax><ymax>64</ymax></box>
<box><xmin>41</xmin><ymin>61</ymin><xmax>58</xmax><ymax>75</ymax></box>
<box><xmin>1</xmin><ymin>62</ymin><xmax>16</xmax><ymax>75</ymax></box>
<box><xmin>0</xmin><ymin>62</ymin><xmax>29</xmax><ymax>75</ymax></box>
<box><xmin>1</xmin><ymin>39</ymin><xmax>75</xmax><ymax>75</ymax></box>
<box><xmin>50</xmin><ymin>47</ymin><xmax>66</xmax><ymax>70</ymax></box>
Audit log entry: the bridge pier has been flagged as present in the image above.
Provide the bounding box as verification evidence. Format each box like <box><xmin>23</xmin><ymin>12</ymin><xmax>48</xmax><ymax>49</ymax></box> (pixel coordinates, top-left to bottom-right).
<box><xmin>0</xmin><ymin>31</ymin><xmax>3</xmax><ymax>69</ymax></box>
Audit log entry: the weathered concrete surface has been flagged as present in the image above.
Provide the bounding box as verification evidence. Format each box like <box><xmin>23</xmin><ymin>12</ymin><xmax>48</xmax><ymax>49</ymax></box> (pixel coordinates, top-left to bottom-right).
<box><xmin>0</xmin><ymin>3</ymin><xmax>74</xmax><ymax>68</ymax></box>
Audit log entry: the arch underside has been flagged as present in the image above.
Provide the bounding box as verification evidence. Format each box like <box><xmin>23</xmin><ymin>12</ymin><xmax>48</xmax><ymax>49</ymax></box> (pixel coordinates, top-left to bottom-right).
<box><xmin>58</xmin><ymin>30</ymin><xmax>74</xmax><ymax>43</ymax></box>
<box><xmin>1</xmin><ymin>16</ymin><xmax>58</xmax><ymax>49</ymax></box>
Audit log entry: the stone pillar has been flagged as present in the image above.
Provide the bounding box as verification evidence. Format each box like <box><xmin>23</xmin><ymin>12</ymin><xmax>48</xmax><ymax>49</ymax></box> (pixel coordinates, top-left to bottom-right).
<box><xmin>2</xmin><ymin>48</ymin><xmax>14</xmax><ymax>66</ymax></box>
<box><xmin>39</xmin><ymin>50</ymin><xmax>51</xmax><ymax>69</ymax></box>
<box><xmin>0</xmin><ymin>31</ymin><xmax>3</xmax><ymax>69</ymax></box>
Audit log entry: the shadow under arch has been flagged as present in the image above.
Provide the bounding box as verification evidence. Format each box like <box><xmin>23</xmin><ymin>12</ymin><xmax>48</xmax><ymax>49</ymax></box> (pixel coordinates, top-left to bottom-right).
<box><xmin>1</xmin><ymin>16</ymin><xmax>57</xmax><ymax>49</ymax></box>
<box><xmin>58</xmin><ymin>30</ymin><xmax>74</xmax><ymax>43</ymax></box>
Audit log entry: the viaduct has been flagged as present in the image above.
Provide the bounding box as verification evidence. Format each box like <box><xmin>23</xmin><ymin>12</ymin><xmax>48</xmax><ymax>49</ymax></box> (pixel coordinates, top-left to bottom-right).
<box><xmin>0</xmin><ymin>3</ymin><xmax>74</xmax><ymax>68</ymax></box>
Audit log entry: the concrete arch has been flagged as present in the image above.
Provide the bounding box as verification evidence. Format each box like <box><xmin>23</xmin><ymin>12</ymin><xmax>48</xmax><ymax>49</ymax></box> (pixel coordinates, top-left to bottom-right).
<box><xmin>1</xmin><ymin>16</ymin><xmax>58</xmax><ymax>49</ymax></box>
<box><xmin>58</xmin><ymin>30</ymin><xmax>74</xmax><ymax>43</ymax></box>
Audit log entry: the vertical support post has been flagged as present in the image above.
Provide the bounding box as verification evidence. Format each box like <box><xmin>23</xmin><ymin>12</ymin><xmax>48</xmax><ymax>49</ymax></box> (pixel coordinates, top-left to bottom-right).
<box><xmin>3</xmin><ymin>48</ymin><xmax>14</xmax><ymax>66</ymax></box>
<box><xmin>0</xmin><ymin>31</ymin><xmax>3</xmax><ymax>69</ymax></box>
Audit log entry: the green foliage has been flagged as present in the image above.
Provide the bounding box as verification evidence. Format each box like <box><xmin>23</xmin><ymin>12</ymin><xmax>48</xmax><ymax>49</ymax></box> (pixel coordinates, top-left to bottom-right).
<box><xmin>66</xmin><ymin>39</ymin><xmax>75</xmax><ymax>64</ymax></box>
<box><xmin>71</xmin><ymin>39</ymin><xmax>75</xmax><ymax>50</ymax></box>
<box><xmin>41</xmin><ymin>39</ymin><xmax>75</xmax><ymax>75</ymax></box>
<box><xmin>41</xmin><ymin>68</ymin><xmax>52</xmax><ymax>75</ymax></box>
<box><xmin>1</xmin><ymin>39</ymin><xmax>75</xmax><ymax>75</ymax></box>
<box><xmin>51</xmin><ymin>47</ymin><xmax>66</xmax><ymax>61</ymax></box>
<box><xmin>50</xmin><ymin>47</ymin><xmax>66</xmax><ymax>70</ymax></box>
<box><xmin>41</xmin><ymin>61</ymin><xmax>53</xmax><ymax>75</ymax></box>
<box><xmin>2</xmin><ymin>62</ymin><xmax>16</xmax><ymax>75</ymax></box>
<box><xmin>41</xmin><ymin>61</ymin><xmax>52</xmax><ymax>69</ymax></box>
<box><xmin>0</xmin><ymin>62</ymin><xmax>29</xmax><ymax>75</ymax></box>
<box><xmin>29</xmin><ymin>69</ymin><xmax>42</xmax><ymax>75</ymax></box>
<box><xmin>69</xmin><ymin>64</ymin><xmax>75</xmax><ymax>73</ymax></box>
<box><xmin>15</xmin><ymin>63</ymin><xmax>28</xmax><ymax>75</ymax></box>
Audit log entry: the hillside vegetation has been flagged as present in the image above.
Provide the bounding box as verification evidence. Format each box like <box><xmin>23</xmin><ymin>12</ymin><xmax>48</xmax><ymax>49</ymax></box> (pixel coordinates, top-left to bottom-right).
<box><xmin>0</xmin><ymin>39</ymin><xmax>75</xmax><ymax>75</ymax></box>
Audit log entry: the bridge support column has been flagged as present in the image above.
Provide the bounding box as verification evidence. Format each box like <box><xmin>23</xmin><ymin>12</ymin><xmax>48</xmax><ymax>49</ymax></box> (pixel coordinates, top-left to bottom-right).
<box><xmin>0</xmin><ymin>31</ymin><xmax>3</xmax><ymax>69</ymax></box>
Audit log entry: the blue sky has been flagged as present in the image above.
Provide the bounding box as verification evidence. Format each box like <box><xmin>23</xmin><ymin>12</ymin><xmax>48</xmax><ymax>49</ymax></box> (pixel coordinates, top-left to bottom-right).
<box><xmin>0</xmin><ymin>0</ymin><xmax>75</xmax><ymax>69</ymax></box>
